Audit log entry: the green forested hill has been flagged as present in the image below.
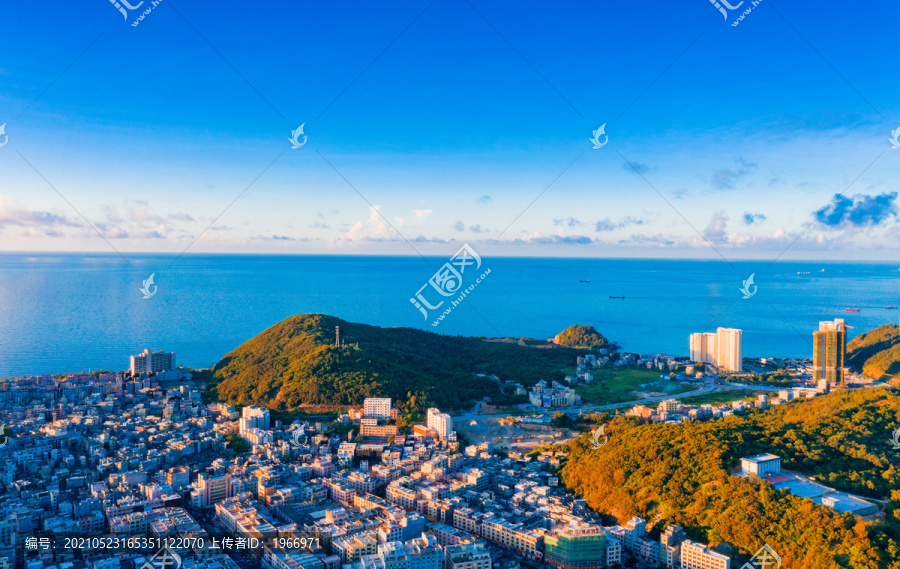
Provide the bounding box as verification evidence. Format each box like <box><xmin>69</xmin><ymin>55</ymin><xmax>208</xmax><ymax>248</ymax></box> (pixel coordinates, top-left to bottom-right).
<box><xmin>848</xmin><ymin>324</ymin><xmax>900</xmax><ymax>379</ymax></box>
<box><xmin>554</xmin><ymin>324</ymin><xmax>612</xmax><ymax>350</ymax></box>
<box><xmin>210</xmin><ymin>314</ymin><xmax>584</xmax><ymax>410</ymax></box>
<box><xmin>561</xmin><ymin>388</ymin><xmax>900</xmax><ymax>569</ymax></box>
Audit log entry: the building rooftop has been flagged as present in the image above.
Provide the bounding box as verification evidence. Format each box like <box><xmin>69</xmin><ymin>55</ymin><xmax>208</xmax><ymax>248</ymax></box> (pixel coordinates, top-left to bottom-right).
<box><xmin>741</xmin><ymin>453</ymin><xmax>781</xmax><ymax>463</ymax></box>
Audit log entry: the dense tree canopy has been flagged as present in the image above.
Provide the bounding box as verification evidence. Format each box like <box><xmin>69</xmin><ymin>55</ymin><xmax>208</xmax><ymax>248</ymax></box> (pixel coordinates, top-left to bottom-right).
<box><xmin>555</xmin><ymin>324</ymin><xmax>612</xmax><ymax>350</ymax></box>
<box><xmin>210</xmin><ymin>314</ymin><xmax>586</xmax><ymax>411</ymax></box>
<box><xmin>561</xmin><ymin>388</ymin><xmax>900</xmax><ymax>569</ymax></box>
<box><xmin>848</xmin><ymin>324</ymin><xmax>900</xmax><ymax>378</ymax></box>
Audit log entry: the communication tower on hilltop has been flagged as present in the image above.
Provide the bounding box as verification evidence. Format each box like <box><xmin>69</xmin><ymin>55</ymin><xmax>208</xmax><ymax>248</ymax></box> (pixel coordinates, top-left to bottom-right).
<box><xmin>335</xmin><ymin>326</ymin><xmax>340</xmax><ymax>347</ymax></box>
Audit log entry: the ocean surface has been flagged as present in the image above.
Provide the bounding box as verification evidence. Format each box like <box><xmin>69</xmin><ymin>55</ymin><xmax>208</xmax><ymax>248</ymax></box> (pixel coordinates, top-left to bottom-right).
<box><xmin>1</xmin><ymin>253</ymin><xmax>898</xmax><ymax>377</ymax></box>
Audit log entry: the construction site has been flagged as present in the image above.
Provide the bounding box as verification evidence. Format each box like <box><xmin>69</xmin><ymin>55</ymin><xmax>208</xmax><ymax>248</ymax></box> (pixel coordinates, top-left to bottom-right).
<box><xmin>456</xmin><ymin>415</ymin><xmax>580</xmax><ymax>453</ymax></box>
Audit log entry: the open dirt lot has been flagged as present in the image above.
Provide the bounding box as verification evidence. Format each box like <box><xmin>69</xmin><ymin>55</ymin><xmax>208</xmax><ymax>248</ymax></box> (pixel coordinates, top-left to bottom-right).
<box><xmin>457</xmin><ymin>416</ymin><xmax>579</xmax><ymax>451</ymax></box>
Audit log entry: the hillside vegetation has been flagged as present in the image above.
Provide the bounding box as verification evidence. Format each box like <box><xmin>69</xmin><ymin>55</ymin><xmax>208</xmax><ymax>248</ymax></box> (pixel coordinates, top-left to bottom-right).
<box><xmin>561</xmin><ymin>388</ymin><xmax>900</xmax><ymax>569</ymax></box>
<box><xmin>210</xmin><ymin>314</ymin><xmax>586</xmax><ymax>410</ymax></box>
<box><xmin>554</xmin><ymin>324</ymin><xmax>612</xmax><ymax>350</ymax></box>
<box><xmin>848</xmin><ymin>324</ymin><xmax>900</xmax><ymax>379</ymax></box>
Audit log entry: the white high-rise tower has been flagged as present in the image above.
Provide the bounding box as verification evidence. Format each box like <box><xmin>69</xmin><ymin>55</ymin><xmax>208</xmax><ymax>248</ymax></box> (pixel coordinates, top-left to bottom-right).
<box><xmin>688</xmin><ymin>328</ymin><xmax>742</xmax><ymax>372</ymax></box>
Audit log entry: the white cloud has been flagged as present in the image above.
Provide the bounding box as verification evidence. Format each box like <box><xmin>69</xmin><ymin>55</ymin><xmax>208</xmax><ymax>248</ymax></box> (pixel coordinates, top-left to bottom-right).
<box><xmin>412</xmin><ymin>209</ymin><xmax>433</xmax><ymax>221</ymax></box>
<box><xmin>342</xmin><ymin>206</ymin><xmax>397</xmax><ymax>242</ymax></box>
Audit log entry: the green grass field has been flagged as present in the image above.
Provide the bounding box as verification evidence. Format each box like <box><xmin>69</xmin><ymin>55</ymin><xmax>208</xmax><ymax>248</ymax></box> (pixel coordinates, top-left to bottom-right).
<box><xmin>574</xmin><ymin>368</ymin><xmax>695</xmax><ymax>404</ymax></box>
<box><xmin>674</xmin><ymin>390</ymin><xmax>760</xmax><ymax>406</ymax></box>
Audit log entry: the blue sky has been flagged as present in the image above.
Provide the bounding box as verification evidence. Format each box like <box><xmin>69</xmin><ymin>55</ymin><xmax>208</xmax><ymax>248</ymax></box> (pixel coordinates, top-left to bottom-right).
<box><xmin>1</xmin><ymin>0</ymin><xmax>898</xmax><ymax>259</ymax></box>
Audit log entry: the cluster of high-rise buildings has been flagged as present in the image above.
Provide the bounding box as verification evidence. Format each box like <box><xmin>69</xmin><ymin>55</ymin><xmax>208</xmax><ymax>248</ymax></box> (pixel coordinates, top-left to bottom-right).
<box><xmin>689</xmin><ymin>328</ymin><xmax>743</xmax><ymax>373</ymax></box>
<box><xmin>688</xmin><ymin>318</ymin><xmax>851</xmax><ymax>385</ymax></box>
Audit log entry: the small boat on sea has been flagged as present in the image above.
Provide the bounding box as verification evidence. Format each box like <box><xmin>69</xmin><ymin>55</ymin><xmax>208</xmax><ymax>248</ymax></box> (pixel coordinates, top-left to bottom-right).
<box><xmin>797</xmin><ymin>271</ymin><xmax>810</xmax><ymax>275</ymax></box>
<box><xmin>846</xmin><ymin>308</ymin><xmax>860</xmax><ymax>312</ymax></box>
<box><xmin>886</xmin><ymin>306</ymin><xmax>898</xmax><ymax>309</ymax></box>
<box><xmin>609</xmin><ymin>295</ymin><xmax>625</xmax><ymax>299</ymax></box>
<box><xmin>578</xmin><ymin>280</ymin><xmax>590</xmax><ymax>283</ymax></box>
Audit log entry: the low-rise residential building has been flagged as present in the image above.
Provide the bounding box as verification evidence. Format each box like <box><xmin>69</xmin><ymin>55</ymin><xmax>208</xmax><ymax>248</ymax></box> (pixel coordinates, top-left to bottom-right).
<box><xmin>443</xmin><ymin>542</ymin><xmax>491</xmax><ymax>569</ymax></box>
<box><xmin>681</xmin><ymin>540</ymin><xmax>730</xmax><ymax>569</ymax></box>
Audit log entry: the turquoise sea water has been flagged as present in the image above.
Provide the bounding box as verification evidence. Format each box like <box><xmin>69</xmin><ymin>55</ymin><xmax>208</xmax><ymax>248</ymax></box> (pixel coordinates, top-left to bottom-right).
<box><xmin>1</xmin><ymin>253</ymin><xmax>898</xmax><ymax>376</ymax></box>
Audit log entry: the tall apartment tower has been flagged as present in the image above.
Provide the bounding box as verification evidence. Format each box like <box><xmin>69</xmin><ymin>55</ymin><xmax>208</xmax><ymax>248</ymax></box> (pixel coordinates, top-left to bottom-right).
<box><xmin>689</xmin><ymin>333</ymin><xmax>716</xmax><ymax>365</ymax></box>
<box><xmin>813</xmin><ymin>318</ymin><xmax>847</xmax><ymax>387</ymax></box>
<box><xmin>689</xmin><ymin>328</ymin><xmax>742</xmax><ymax>372</ymax></box>
<box><xmin>715</xmin><ymin>328</ymin><xmax>743</xmax><ymax>373</ymax></box>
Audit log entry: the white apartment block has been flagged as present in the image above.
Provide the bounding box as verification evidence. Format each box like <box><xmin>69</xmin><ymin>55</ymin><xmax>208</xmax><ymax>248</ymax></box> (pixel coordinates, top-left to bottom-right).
<box><xmin>740</xmin><ymin>453</ymin><xmax>782</xmax><ymax>478</ymax></box>
<box><xmin>240</xmin><ymin>406</ymin><xmax>271</xmax><ymax>432</ymax></box>
<box><xmin>426</xmin><ymin>408</ymin><xmax>453</xmax><ymax>441</ymax></box>
<box><xmin>379</xmin><ymin>523</ymin><xmax>404</xmax><ymax>545</ymax></box>
<box><xmin>338</xmin><ymin>443</ymin><xmax>358</xmax><ymax>465</ymax></box>
<box><xmin>689</xmin><ymin>328</ymin><xmax>742</xmax><ymax>372</ymax></box>
<box><xmin>358</xmin><ymin>555</ymin><xmax>386</xmax><ymax>569</ymax></box>
<box><xmin>347</xmin><ymin>472</ymin><xmax>376</xmax><ymax>494</ymax></box>
<box><xmin>377</xmin><ymin>542</ymin><xmax>409</xmax><ymax>569</ymax></box>
<box><xmin>404</xmin><ymin>534</ymin><xmax>442</xmax><ymax>569</ymax></box>
<box><xmin>333</xmin><ymin>533</ymin><xmax>379</xmax><ymax>563</ymax></box>
<box><xmin>387</xmin><ymin>483</ymin><xmax>419</xmax><ymax>510</ymax></box>
<box><xmin>604</xmin><ymin>534</ymin><xmax>621</xmax><ymax>566</ymax></box>
<box><xmin>327</xmin><ymin>481</ymin><xmax>357</xmax><ymax>504</ymax></box>
<box><xmin>623</xmin><ymin>516</ymin><xmax>646</xmax><ymax>553</ymax></box>
<box><xmin>689</xmin><ymin>333</ymin><xmax>716</xmax><ymax>366</ymax></box>
<box><xmin>681</xmin><ymin>540</ymin><xmax>730</xmax><ymax>569</ymax></box>
<box><xmin>263</xmin><ymin>551</ymin><xmax>325</xmax><ymax>569</ymax></box>
<box><xmin>715</xmin><ymin>328</ymin><xmax>742</xmax><ymax>372</ymax></box>
<box><xmin>130</xmin><ymin>349</ymin><xmax>176</xmax><ymax>376</ymax></box>
<box><xmin>242</xmin><ymin>428</ymin><xmax>273</xmax><ymax>447</ymax></box>
<box><xmin>637</xmin><ymin>536</ymin><xmax>659</xmax><ymax>564</ymax></box>
<box><xmin>364</xmin><ymin>398</ymin><xmax>393</xmax><ymax>419</ymax></box>
<box><xmin>215</xmin><ymin>495</ymin><xmax>278</xmax><ymax>540</ymax></box>
<box><xmin>479</xmin><ymin>517</ymin><xmax>542</xmax><ymax>559</ymax></box>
